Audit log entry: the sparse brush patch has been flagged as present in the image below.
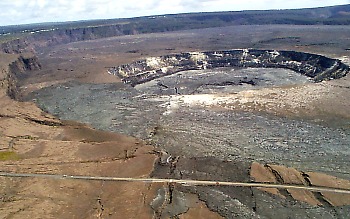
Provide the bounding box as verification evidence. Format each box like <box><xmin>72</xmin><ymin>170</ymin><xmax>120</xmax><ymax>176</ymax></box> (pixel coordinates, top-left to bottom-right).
<box><xmin>0</xmin><ymin>151</ymin><xmax>20</xmax><ymax>161</ymax></box>
<box><xmin>21</xmin><ymin>135</ymin><xmax>39</xmax><ymax>140</ymax></box>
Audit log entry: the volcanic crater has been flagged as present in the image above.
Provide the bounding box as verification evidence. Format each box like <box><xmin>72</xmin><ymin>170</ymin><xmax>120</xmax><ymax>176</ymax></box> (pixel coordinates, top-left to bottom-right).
<box><xmin>2</xmin><ymin>20</ymin><xmax>350</xmax><ymax>218</ymax></box>
<box><xmin>27</xmin><ymin>47</ymin><xmax>350</xmax><ymax>217</ymax></box>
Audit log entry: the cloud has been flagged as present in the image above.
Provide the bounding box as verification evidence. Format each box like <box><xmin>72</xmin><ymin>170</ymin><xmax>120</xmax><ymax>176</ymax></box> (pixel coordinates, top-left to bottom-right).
<box><xmin>0</xmin><ymin>0</ymin><xmax>349</xmax><ymax>26</ymax></box>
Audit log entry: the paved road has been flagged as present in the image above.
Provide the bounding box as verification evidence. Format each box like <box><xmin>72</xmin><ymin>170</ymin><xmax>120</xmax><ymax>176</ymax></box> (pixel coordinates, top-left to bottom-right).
<box><xmin>1</xmin><ymin>171</ymin><xmax>349</xmax><ymax>194</ymax></box>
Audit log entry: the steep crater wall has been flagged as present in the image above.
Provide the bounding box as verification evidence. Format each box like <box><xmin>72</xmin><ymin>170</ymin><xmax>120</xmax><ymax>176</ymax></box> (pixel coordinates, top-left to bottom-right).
<box><xmin>0</xmin><ymin>24</ymin><xmax>140</xmax><ymax>54</ymax></box>
<box><xmin>109</xmin><ymin>49</ymin><xmax>349</xmax><ymax>86</ymax></box>
<box><xmin>0</xmin><ymin>55</ymin><xmax>41</xmax><ymax>99</ymax></box>
<box><xmin>2</xmin><ymin>4</ymin><xmax>350</xmax><ymax>54</ymax></box>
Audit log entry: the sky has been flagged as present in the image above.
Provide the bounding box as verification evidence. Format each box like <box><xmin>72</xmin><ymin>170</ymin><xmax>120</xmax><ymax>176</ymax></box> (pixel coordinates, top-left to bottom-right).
<box><xmin>0</xmin><ymin>0</ymin><xmax>349</xmax><ymax>26</ymax></box>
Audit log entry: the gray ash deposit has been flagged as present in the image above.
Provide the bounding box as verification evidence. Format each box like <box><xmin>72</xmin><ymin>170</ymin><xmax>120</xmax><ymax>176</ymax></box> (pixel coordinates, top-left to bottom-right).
<box><xmin>28</xmin><ymin>49</ymin><xmax>350</xmax><ymax>176</ymax></box>
<box><xmin>28</xmin><ymin>81</ymin><xmax>350</xmax><ymax>175</ymax></box>
<box><xmin>135</xmin><ymin>67</ymin><xmax>312</xmax><ymax>95</ymax></box>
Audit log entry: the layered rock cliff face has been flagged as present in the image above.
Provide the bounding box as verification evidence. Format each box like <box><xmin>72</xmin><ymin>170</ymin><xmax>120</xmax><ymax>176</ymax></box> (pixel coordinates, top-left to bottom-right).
<box><xmin>0</xmin><ymin>24</ymin><xmax>139</xmax><ymax>53</ymax></box>
<box><xmin>109</xmin><ymin>49</ymin><xmax>349</xmax><ymax>86</ymax></box>
<box><xmin>0</xmin><ymin>55</ymin><xmax>41</xmax><ymax>99</ymax></box>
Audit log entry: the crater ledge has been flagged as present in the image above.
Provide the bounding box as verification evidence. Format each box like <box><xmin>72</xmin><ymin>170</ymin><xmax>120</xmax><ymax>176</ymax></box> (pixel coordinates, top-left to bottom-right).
<box><xmin>108</xmin><ymin>49</ymin><xmax>349</xmax><ymax>86</ymax></box>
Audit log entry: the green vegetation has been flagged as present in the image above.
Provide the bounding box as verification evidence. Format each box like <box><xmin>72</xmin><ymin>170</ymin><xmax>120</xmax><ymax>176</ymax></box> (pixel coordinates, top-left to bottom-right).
<box><xmin>0</xmin><ymin>151</ymin><xmax>20</xmax><ymax>161</ymax></box>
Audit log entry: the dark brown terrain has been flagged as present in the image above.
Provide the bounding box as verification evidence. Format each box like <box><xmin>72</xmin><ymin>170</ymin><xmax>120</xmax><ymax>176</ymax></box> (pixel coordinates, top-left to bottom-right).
<box><xmin>1</xmin><ymin>5</ymin><xmax>350</xmax><ymax>219</ymax></box>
